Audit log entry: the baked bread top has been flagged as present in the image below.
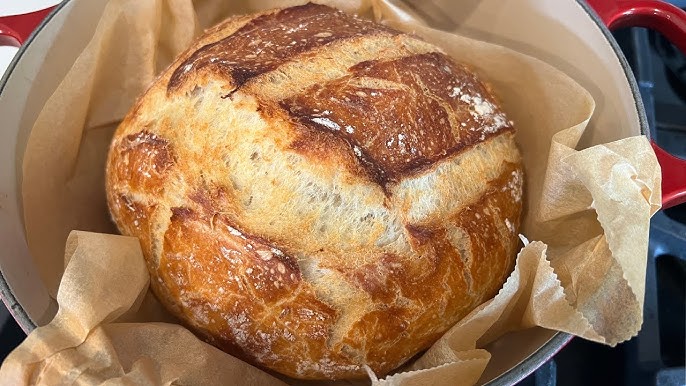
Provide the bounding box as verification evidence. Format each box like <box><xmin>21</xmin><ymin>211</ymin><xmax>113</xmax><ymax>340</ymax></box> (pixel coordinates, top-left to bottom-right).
<box><xmin>106</xmin><ymin>3</ymin><xmax>523</xmax><ymax>380</ymax></box>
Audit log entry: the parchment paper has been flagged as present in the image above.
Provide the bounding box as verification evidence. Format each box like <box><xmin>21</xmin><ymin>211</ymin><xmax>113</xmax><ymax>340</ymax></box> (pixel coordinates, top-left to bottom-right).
<box><xmin>1</xmin><ymin>0</ymin><xmax>661</xmax><ymax>384</ymax></box>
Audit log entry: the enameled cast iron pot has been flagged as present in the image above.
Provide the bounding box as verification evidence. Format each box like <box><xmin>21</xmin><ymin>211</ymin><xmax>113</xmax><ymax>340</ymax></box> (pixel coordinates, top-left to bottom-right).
<box><xmin>1</xmin><ymin>0</ymin><xmax>685</xmax><ymax>384</ymax></box>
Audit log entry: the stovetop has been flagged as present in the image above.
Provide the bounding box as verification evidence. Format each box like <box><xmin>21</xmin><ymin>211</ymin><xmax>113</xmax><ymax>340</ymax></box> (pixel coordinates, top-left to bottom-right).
<box><xmin>1</xmin><ymin>6</ymin><xmax>685</xmax><ymax>386</ymax></box>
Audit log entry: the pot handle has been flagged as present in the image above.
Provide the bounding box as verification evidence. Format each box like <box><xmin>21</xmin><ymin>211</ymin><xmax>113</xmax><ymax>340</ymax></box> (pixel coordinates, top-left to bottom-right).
<box><xmin>586</xmin><ymin>0</ymin><xmax>686</xmax><ymax>209</ymax></box>
<box><xmin>0</xmin><ymin>7</ymin><xmax>55</xmax><ymax>45</ymax></box>
<box><xmin>586</xmin><ymin>0</ymin><xmax>686</xmax><ymax>53</ymax></box>
<box><xmin>652</xmin><ymin>142</ymin><xmax>686</xmax><ymax>209</ymax></box>
<box><xmin>0</xmin><ymin>23</ymin><xmax>21</xmax><ymax>47</ymax></box>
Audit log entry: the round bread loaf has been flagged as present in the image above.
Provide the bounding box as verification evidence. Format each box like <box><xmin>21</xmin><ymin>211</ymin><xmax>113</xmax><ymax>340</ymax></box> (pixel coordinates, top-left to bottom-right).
<box><xmin>106</xmin><ymin>3</ymin><xmax>523</xmax><ymax>380</ymax></box>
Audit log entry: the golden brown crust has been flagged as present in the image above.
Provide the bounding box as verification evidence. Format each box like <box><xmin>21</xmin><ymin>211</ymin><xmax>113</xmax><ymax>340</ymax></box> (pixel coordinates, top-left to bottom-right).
<box><xmin>282</xmin><ymin>52</ymin><xmax>513</xmax><ymax>186</ymax></box>
<box><xmin>167</xmin><ymin>3</ymin><xmax>398</xmax><ymax>93</ymax></box>
<box><xmin>105</xmin><ymin>3</ymin><xmax>523</xmax><ymax>380</ymax></box>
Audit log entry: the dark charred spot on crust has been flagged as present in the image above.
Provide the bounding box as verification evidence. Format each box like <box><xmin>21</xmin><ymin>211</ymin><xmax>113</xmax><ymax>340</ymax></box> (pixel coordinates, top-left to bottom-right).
<box><xmin>231</xmin><ymin>67</ymin><xmax>264</xmax><ymax>87</ymax></box>
<box><xmin>405</xmin><ymin>224</ymin><xmax>436</xmax><ymax>245</ymax></box>
<box><xmin>189</xmin><ymin>184</ymin><xmax>230</xmax><ymax>216</ymax></box>
<box><xmin>254</xmin><ymin>102</ymin><xmax>283</xmax><ymax>119</ymax></box>
<box><xmin>170</xmin><ymin>206</ymin><xmax>195</xmax><ymax>222</ymax></box>
<box><xmin>167</xmin><ymin>3</ymin><xmax>398</xmax><ymax>94</ymax></box>
<box><xmin>281</xmin><ymin>52</ymin><xmax>513</xmax><ymax>190</ymax></box>
<box><xmin>348</xmin><ymin>142</ymin><xmax>388</xmax><ymax>187</ymax></box>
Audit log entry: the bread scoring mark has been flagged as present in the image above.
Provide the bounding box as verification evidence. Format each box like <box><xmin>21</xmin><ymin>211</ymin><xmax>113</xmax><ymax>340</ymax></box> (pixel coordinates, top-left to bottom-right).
<box><xmin>186</xmin><ymin>181</ymin><xmax>306</xmax><ymax>280</ymax></box>
<box><xmin>215</xmin><ymin>213</ymin><xmax>303</xmax><ymax>283</ymax></box>
<box><xmin>167</xmin><ymin>3</ymin><xmax>397</xmax><ymax>94</ymax></box>
<box><xmin>392</xmin><ymin>132</ymin><xmax>520</xmax><ymax>227</ymax></box>
<box><xmin>447</xmin><ymin>162</ymin><xmax>523</xmax><ymax>299</ymax></box>
<box><xmin>337</xmin><ymin>171</ymin><xmax>524</xmax><ymax>373</ymax></box>
<box><xmin>334</xmin><ymin>242</ymin><xmax>463</xmax><ymax>373</ymax></box>
<box><xmin>281</xmin><ymin>52</ymin><xmax>513</xmax><ymax>188</ymax></box>
<box><xmin>158</xmin><ymin>206</ymin><xmax>340</xmax><ymax>369</ymax></box>
<box><xmin>444</xmin><ymin>224</ymin><xmax>473</xmax><ymax>293</ymax></box>
<box><xmin>285</xmin><ymin>125</ymin><xmax>393</xmax><ymax>197</ymax></box>
<box><xmin>112</xmin><ymin>130</ymin><xmax>175</xmax><ymax>194</ymax></box>
<box><xmin>242</xmin><ymin>32</ymin><xmax>440</xmax><ymax>103</ymax></box>
<box><xmin>169</xmin><ymin>205</ymin><xmax>303</xmax><ymax>287</ymax></box>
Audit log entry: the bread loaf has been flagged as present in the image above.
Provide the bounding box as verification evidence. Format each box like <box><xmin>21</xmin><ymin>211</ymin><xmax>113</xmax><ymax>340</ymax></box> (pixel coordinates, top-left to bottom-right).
<box><xmin>105</xmin><ymin>3</ymin><xmax>523</xmax><ymax>380</ymax></box>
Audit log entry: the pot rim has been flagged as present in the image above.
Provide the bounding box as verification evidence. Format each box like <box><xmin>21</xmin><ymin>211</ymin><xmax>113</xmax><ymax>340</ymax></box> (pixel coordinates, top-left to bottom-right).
<box><xmin>0</xmin><ymin>0</ymin><xmax>648</xmax><ymax>384</ymax></box>
<box><xmin>0</xmin><ymin>0</ymin><xmax>66</xmax><ymax>334</ymax></box>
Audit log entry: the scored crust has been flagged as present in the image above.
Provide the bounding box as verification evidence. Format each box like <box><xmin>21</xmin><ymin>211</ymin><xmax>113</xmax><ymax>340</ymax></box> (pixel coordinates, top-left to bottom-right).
<box><xmin>105</xmin><ymin>3</ymin><xmax>523</xmax><ymax>380</ymax></box>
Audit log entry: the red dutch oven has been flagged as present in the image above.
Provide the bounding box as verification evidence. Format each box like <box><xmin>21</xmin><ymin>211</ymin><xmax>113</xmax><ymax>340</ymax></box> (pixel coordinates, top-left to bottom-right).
<box><xmin>0</xmin><ymin>0</ymin><xmax>684</xmax><ymax>384</ymax></box>
<box><xmin>585</xmin><ymin>0</ymin><xmax>686</xmax><ymax>208</ymax></box>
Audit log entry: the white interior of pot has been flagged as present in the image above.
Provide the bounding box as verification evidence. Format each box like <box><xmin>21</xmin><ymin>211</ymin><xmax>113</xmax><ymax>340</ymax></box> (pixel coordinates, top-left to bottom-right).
<box><xmin>0</xmin><ymin>0</ymin><xmax>642</xmax><ymax>383</ymax></box>
<box><xmin>440</xmin><ymin>0</ymin><xmax>642</xmax><ymax>146</ymax></box>
<box><xmin>0</xmin><ymin>0</ymin><xmax>110</xmax><ymax>327</ymax></box>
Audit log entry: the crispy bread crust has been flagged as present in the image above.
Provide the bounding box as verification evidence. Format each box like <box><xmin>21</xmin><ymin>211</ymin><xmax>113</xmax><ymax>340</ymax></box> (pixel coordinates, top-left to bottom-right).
<box><xmin>105</xmin><ymin>3</ymin><xmax>523</xmax><ymax>380</ymax></box>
